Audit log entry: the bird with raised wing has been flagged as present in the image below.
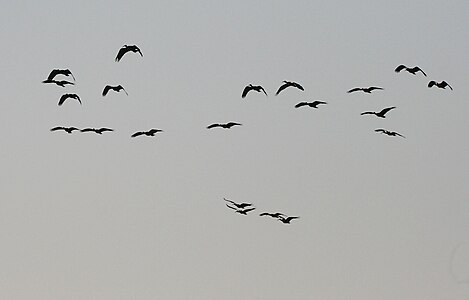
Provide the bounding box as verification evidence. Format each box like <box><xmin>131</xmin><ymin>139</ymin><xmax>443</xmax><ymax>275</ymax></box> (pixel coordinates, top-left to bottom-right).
<box><xmin>58</xmin><ymin>94</ymin><xmax>81</xmax><ymax>106</ymax></box>
<box><xmin>50</xmin><ymin>126</ymin><xmax>80</xmax><ymax>134</ymax></box>
<box><xmin>131</xmin><ymin>129</ymin><xmax>163</xmax><ymax>138</ymax></box>
<box><xmin>295</xmin><ymin>101</ymin><xmax>327</xmax><ymax>109</ymax></box>
<box><xmin>259</xmin><ymin>212</ymin><xmax>286</xmax><ymax>218</ymax></box>
<box><xmin>278</xmin><ymin>216</ymin><xmax>300</xmax><ymax>224</ymax></box>
<box><xmin>275</xmin><ymin>81</ymin><xmax>304</xmax><ymax>95</ymax></box>
<box><xmin>375</xmin><ymin>129</ymin><xmax>405</xmax><ymax>138</ymax></box>
<box><xmin>395</xmin><ymin>65</ymin><xmax>427</xmax><ymax>76</ymax></box>
<box><xmin>428</xmin><ymin>80</ymin><xmax>453</xmax><ymax>90</ymax></box>
<box><xmin>360</xmin><ymin>106</ymin><xmax>396</xmax><ymax>118</ymax></box>
<box><xmin>226</xmin><ymin>204</ymin><xmax>256</xmax><ymax>215</ymax></box>
<box><xmin>223</xmin><ymin>198</ymin><xmax>252</xmax><ymax>209</ymax></box>
<box><xmin>347</xmin><ymin>86</ymin><xmax>383</xmax><ymax>93</ymax></box>
<box><xmin>42</xmin><ymin>79</ymin><xmax>74</xmax><ymax>87</ymax></box>
<box><xmin>207</xmin><ymin>122</ymin><xmax>242</xmax><ymax>129</ymax></box>
<box><xmin>46</xmin><ymin>69</ymin><xmax>76</xmax><ymax>81</ymax></box>
<box><xmin>102</xmin><ymin>85</ymin><xmax>128</xmax><ymax>96</ymax></box>
<box><xmin>80</xmin><ymin>128</ymin><xmax>114</xmax><ymax>134</ymax></box>
<box><xmin>115</xmin><ymin>45</ymin><xmax>143</xmax><ymax>62</ymax></box>
<box><xmin>242</xmin><ymin>84</ymin><xmax>268</xmax><ymax>98</ymax></box>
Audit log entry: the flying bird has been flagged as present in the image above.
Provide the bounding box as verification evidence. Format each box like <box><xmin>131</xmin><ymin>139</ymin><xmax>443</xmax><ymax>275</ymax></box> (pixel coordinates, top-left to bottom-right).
<box><xmin>428</xmin><ymin>80</ymin><xmax>453</xmax><ymax>90</ymax></box>
<box><xmin>102</xmin><ymin>85</ymin><xmax>128</xmax><ymax>96</ymax></box>
<box><xmin>226</xmin><ymin>204</ymin><xmax>256</xmax><ymax>215</ymax></box>
<box><xmin>242</xmin><ymin>84</ymin><xmax>268</xmax><ymax>98</ymax></box>
<box><xmin>115</xmin><ymin>44</ymin><xmax>143</xmax><ymax>62</ymax></box>
<box><xmin>58</xmin><ymin>93</ymin><xmax>81</xmax><ymax>106</ymax></box>
<box><xmin>80</xmin><ymin>127</ymin><xmax>114</xmax><ymax>134</ymax></box>
<box><xmin>224</xmin><ymin>198</ymin><xmax>252</xmax><ymax>209</ymax></box>
<box><xmin>275</xmin><ymin>81</ymin><xmax>304</xmax><ymax>95</ymax></box>
<box><xmin>394</xmin><ymin>65</ymin><xmax>427</xmax><ymax>76</ymax></box>
<box><xmin>294</xmin><ymin>101</ymin><xmax>327</xmax><ymax>109</ymax></box>
<box><xmin>46</xmin><ymin>69</ymin><xmax>76</xmax><ymax>81</ymax></box>
<box><xmin>207</xmin><ymin>122</ymin><xmax>242</xmax><ymax>129</ymax></box>
<box><xmin>259</xmin><ymin>212</ymin><xmax>286</xmax><ymax>218</ymax></box>
<box><xmin>50</xmin><ymin>126</ymin><xmax>79</xmax><ymax>134</ymax></box>
<box><xmin>42</xmin><ymin>79</ymin><xmax>74</xmax><ymax>87</ymax></box>
<box><xmin>360</xmin><ymin>106</ymin><xmax>396</xmax><ymax>118</ymax></box>
<box><xmin>375</xmin><ymin>129</ymin><xmax>405</xmax><ymax>138</ymax></box>
<box><xmin>131</xmin><ymin>129</ymin><xmax>163</xmax><ymax>138</ymax></box>
<box><xmin>347</xmin><ymin>86</ymin><xmax>383</xmax><ymax>93</ymax></box>
<box><xmin>277</xmin><ymin>216</ymin><xmax>300</xmax><ymax>224</ymax></box>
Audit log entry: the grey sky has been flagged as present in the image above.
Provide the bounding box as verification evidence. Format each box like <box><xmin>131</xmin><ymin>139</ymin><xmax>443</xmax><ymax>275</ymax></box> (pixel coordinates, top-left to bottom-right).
<box><xmin>1</xmin><ymin>1</ymin><xmax>468</xmax><ymax>299</ymax></box>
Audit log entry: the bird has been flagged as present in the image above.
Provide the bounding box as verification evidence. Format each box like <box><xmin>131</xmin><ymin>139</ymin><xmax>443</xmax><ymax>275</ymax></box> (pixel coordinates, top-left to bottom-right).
<box><xmin>294</xmin><ymin>101</ymin><xmax>327</xmax><ymax>109</ymax></box>
<box><xmin>58</xmin><ymin>93</ymin><xmax>81</xmax><ymax>106</ymax></box>
<box><xmin>42</xmin><ymin>79</ymin><xmax>74</xmax><ymax>87</ymax></box>
<box><xmin>115</xmin><ymin>44</ymin><xmax>143</xmax><ymax>62</ymax></box>
<box><xmin>102</xmin><ymin>85</ymin><xmax>128</xmax><ymax>96</ymax></box>
<box><xmin>428</xmin><ymin>80</ymin><xmax>453</xmax><ymax>90</ymax></box>
<box><xmin>347</xmin><ymin>86</ymin><xmax>383</xmax><ymax>93</ymax></box>
<box><xmin>223</xmin><ymin>198</ymin><xmax>252</xmax><ymax>209</ymax></box>
<box><xmin>46</xmin><ymin>69</ymin><xmax>76</xmax><ymax>81</ymax></box>
<box><xmin>80</xmin><ymin>127</ymin><xmax>114</xmax><ymax>134</ymax></box>
<box><xmin>242</xmin><ymin>84</ymin><xmax>268</xmax><ymax>98</ymax></box>
<box><xmin>394</xmin><ymin>65</ymin><xmax>427</xmax><ymax>76</ymax></box>
<box><xmin>259</xmin><ymin>212</ymin><xmax>286</xmax><ymax>218</ymax></box>
<box><xmin>207</xmin><ymin>122</ymin><xmax>242</xmax><ymax>129</ymax></box>
<box><xmin>360</xmin><ymin>106</ymin><xmax>396</xmax><ymax>118</ymax></box>
<box><xmin>226</xmin><ymin>204</ymin><xmax>256</xmax><ymax>215</ymax></box>
<box><xmin>277</xmin><ymin>216</ymin><xmax>299</xmax><ymax>224</ymax></box>
<box><xmin>131</xmin><ymin>129</ymin><xmax>163</xmax><ymax>137</ymax></box>
<box><xmin>375</xmin><ymin>129</ymin><xmax>405</xmax><ymax>138</ymax></box>
<box><xmin>275</xmin><ymin>81</ymin><xmax>304</xmax><ymax>95</ymax></box>
<box><xmin>50</xmin><ymin>126</ymin><xmax>79</xmax><ymax>134</ymax></box>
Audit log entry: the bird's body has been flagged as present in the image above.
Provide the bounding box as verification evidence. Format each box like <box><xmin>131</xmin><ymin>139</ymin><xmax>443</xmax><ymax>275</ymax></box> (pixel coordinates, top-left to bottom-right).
<box><xmin>50</xmin><ymin>126</ymin><xmax>79</xmax><ymax>134</ymax></box>
<box><xmin>294</xmin><ymin>101</ymin><xmax>327</xmax><ymax>108</ymax></box>
<box><xmin>42</xmin><ymin>79</ymin><xmax>74</xmax><ymax>87</ymax></box>
<box><xmin>224</xmin><ymin>198</ymin><xmax>252</xmax><ymax>209</ymax></box>
<box><xmin>115</xmin><ymin>45</ymin><xmax>143</xmax><ymax>62</ymax></box>
<box><xmin>278</xmin><ymin>216</ymin><xmax>299</xmax><ymax>224</ymax></box>
<box><xmin>80</xmin><ymin>128</ymin><xmax>114</xmax><ymax>134</ymax></box>
<box><xmin>242</xmin><ymin>84</ymin><xmax>268</xmax><ymax>98</ymax></box>
<box><xmin>58</xmin><ymin>93</ymin><xmax>81</xmax><ymax>106</ymax></box>
<box><xmin>347</xmin><ymin>86</ymin><xmax>383</xmax><ymax>93</ymax></box>
<box><xmin>375</xmin><ymin>129</ymin><xmax>405</xmax><ymax>138</ymax></box>
<box><xmin>259</xmin><ymin>212</ymin><xmax>285</xmax><ymax>218</ymax></box>
<box><xmin>226</xmin><ymin>204</ymin><xmax>256</xmax><ymax>215</ymax></box>
<box><xmin>275</xmin><ymin>81</ymin><xmax>304</xmax><ymax>95</ymax></box>
<box><xmin>47</xmin><ymin>69</ymin><xmax>76</xmax><ymax>81</ymax></box>
<box><xmin>360</xmin><ymin>106</ymin><xmax>396</xmax><ymax>118</ymax></box>
<box><xmin>395</xmin><ymin>65</ymin><xmax>427</xmax><ymax>76</ymax></box>
<box><xmin>207</xmin><ymin>122</ymin><xmax>242</xmax><ymax>129</ymax></box>
<box><xmin>428</xmin><ymin>80</ymin><xmax>453</xmax><ymax>90</ymax></box>
<box><xmin>131</xmin><ymin>129</ymin><xmax>163</xmax><ymax>137</ymax></box>
<box><xmin>102</xmin><ymin>85</ymin><xmax>128</xmax><ymax>96</ymax></box>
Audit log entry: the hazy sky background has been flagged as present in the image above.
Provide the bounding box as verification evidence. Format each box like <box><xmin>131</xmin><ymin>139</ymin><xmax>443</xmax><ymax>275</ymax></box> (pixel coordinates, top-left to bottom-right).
<box><xmin>1</xmin><ymin>1</ymin><xmax>468</xmax><ymax>299</ymax></box>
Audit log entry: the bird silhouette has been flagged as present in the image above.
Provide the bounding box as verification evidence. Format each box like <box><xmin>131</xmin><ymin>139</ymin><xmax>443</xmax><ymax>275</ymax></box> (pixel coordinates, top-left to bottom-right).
<box><xmin>428</xmin><ymin>80</ymin><xmax>453</xmax><ymax>90</ymax></box>
<box><xmin>102</xmin><ymin>85</ymin><xmax>128</xmax><ymax>96</ymax></box>
<box><xmin>375</xmin><ymin>129</ymin><xmax>405</xmax><ymax>138</ymax></box>
<box><xmin>80</xmin><ymin>127</ymin><xmax>114</xmax><ymax>134</ymax></box>
<box><xmin>42</xmin><ymin>79</ymin><xmax>74</xmax><ymax>87</ymax></box>
<box><xmin>395</xmin><ymin>65</ymin><xmax>427</xmax><ymax>76</ymax></box>
<box><xmin>131</xmin><ymin>129</ymin><xmax>163</xmax><ymax>138</ymax></box>
<box><xmin>360</xmin><ymin>106</ymin><xmax>396</xmax><ymax>118</ymax></box>
<box><xmin>275</xmin><ymin>81</ymin><xmax>304</xmax><ymax>95</ymax></box>
<box><xmin>294</xmin><ymin>101</ymin><xmax>327</xmax><ymax>108</ymax></box>
<box><xmin>347</xmin><ymin>86</ymin><xmax>383</xmax><ymax>93</ymax></box>
<box><xmin>242</xmin><ymin>84</ymin><xmax>268</xmax><ymax>98</ymax></box>
<box><xmin>259</xmin><ymin>212</ymin><xmax>286</xmax><ymax>218</ymax></box>
<box><xmin>278</xmin><ymin>216</ymin><xmax>299</xmax><ymax>224</ymax></box>
<box><xmin>226</xmin><ymin>204</ymin><xmax>256</xmax><ymax>215</ymax></box>
<box><xmin>46</xmin><ymin>69</ymin><xmax>76</xmax><ymax>81</ymax></box>
<box><xmin>207</xmin><ymin>122</ymin><xmax>242</xmax><ymax>129</ymax></box>
<box><xmin>223</xmin><ymin>198</ymin><xmax>252</xmax><ymax>209</ymax></box>
<box><xmin>58</xmin><ymin>94</ymin><xmax>81</xmax><ymax>106</ymax></box>
<box><xmin>115</xmin><ymin>45</ymin><xmax>143</xmax><ymax>62</ymax></box>
<box><xmin>50</xmin><ymin>126</ymin><xmax>79</xmax><ymax>134</ymax></box>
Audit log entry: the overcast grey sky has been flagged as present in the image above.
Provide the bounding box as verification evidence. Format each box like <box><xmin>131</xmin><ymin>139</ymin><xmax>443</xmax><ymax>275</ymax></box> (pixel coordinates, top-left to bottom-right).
<box><xmin>1</xmin><ymin>1</ymin><xmax>468</xmax><ymax>299</ymax></box>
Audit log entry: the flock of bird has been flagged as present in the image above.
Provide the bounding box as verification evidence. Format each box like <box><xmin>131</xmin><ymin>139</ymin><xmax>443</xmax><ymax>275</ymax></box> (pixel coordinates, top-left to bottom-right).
<box><xmin>45</xmin><ymin>46</ymin><xmax>453</xmax><ymax>225</ymax></box>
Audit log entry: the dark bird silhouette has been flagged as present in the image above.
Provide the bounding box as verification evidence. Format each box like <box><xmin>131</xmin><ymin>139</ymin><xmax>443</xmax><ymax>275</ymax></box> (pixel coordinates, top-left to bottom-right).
<box><xmin>347</xmin><ymin>86</ymin><xmax>383</xmax><ymax>93</ymax></box>
<box><xmin>428</xmin><ymin>80</ymin><xmax>453</xmax><ymax>90</ymax></box>
<box><xmin>47</xmin><ymin>69</ymin><xmax>76</xmax><ymax>81</ymax></box>
<box><xmin>394</xmin><ymin>65</ymin><xmax>427</xmax><ymax>76</ymax></box>
<box><xmin>207</xmin><ymin>122</ymin><xmax>242</xmax><ymax>129</ymax></box>
<box><xmin>360</xmin><ymin>106</ymin><xmax>396</xmax><ymax>118</ymax></box>
<box><xmin>278</xmin><ymin>216</ymin><xmax>299</xmax><ymax>224</ymax></box>
<box><xmin>224</xmin><ymin>198</ymin><xmax>252</xmax><ymax>209</ymax></box>
<box><xmin>226</xmin><ymin>204</ymin><xmax>256</xmax><ymax>215</ymax></box>
<box><xmin>131</xmin><ymin>129</ymin><xmax>163</xmax><ymax>138</ymax></box>
<box><xmin>102</xmin><ymin>85</ymin><xmax>128</xmax><ymax>96</ymax></box>
<box><xmin>275</xmin><ymin>81</ymin><xmax>304</xmax><ymax>95</ymax></box>
<box><xmin>42</xmin><ymin>79</ymin><xmax>74</xmax><ymax>87</ymax></box>
<box><xmin>80</xmin><ymin>127</ymin><xmax>114</xmax><ymax>134</ymax></box>
<box><xmin>50</xmin><ymin>126</ymin><xmax>79</xmax><ymax>134</ymax></box>
<box><xmin>295</xmin><ymin>101</ymin><xmax>327</xmax><ymax>109</ymax></box>
<box><xmin>115</xmin><ymin>44</ymin><xmax>143</xmax><ymax>62</ymax></box>
<box><xmin>375</xmin><ymin>129</ymin><xmax>405</xmax><ymax>138</ymax></box>
<box><xmin>242</xmin><ymin>84</ymin><xmax>268</xmax><ymax>98</ymax></box>
<box><xmin>58</xmin><ymin>93</ymin><xmax>81</xmax><ymax>106</ymax></box>
<box><xmin>259</xmin><ymin>212</ymin><xmax>286</xmax><ymax>218</ymax></box>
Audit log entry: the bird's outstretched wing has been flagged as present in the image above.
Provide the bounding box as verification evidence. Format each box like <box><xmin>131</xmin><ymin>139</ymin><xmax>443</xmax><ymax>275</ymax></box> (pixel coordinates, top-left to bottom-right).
<box><xmin>312</xmin><ymin>101</ymin><xmax>327</xmax><ymax>106</ymax></box>
<box><xmin>260</xmin><ymin>86</ymin><xmax>268</xmax><ymax>96</ymax></box>
<box><xmin>115</xmin><ymin>46</ymin><xmax>128</xmax><ymax>62</ymax></box>
<box><xmin>428</xmin><ymin>81</ymin><xmax>436</xmax><ymax>88</ymax></box>
<box><xmin>241</xmin><ymin>85</ymin><xmax>252</xmax><ymax>98</ymax></box>
<box><xmin>379</xmin><ymin>106</ymin><xmax>396</xmax><ymax>115</ymax></box>
<box><xmin>207</xmin><ymin>124</ymin><xmax>221</xmax><ymax>129</ymax></box>
<box><xmin>374</xmin><ymin>129</ymin><xmax>386</xmax><ymax>133</ymax></box>
<box><xmin>295</xmin><ymin>102</ymin><xmax>309</xmax><ymax>108</ymax></box>
<box><xmin>347</xmin><ymin>87</ymin><xmax>362</xmax><ymax>93</ymax></box>
<box><xmin>102</xmin><ymin>85</ymin><xmax>111</xmax><ymax>96</ymax></box>
<box><xmin>242</xmin><ymin>207</ymin><xmax>256</xmax><ymax>214</ymax></box>
<box><xmin>226</xmin><ymin>204</ymin><xmax>237</xmax><ymax>211</ymax></box>
<box><xmin>275</xmin><ymin>82</ymin><xmax>289</xmax><ymax>95</ymax></box>
<box><xmin>226</xmin><ymin>122</ymin><xmax>241</xmax><ymax>128</ymax></box>
<box><xmin>98</xmin><ymin>128</ymin><xmax>114</xmax><ymax>133</ymax></box>
<box><xmin>360</xmin><ymin>111</ymin><xmax>375</xmax><ymax>115</ymax></box>
<box><xmin>58</xmin><ymin>94</ymin><xmax>69</xmax><ymax>106</ymax></box>
<box><xmin>442</xmin><ymin>81</ymin><xmax>453</xmax><ymax>90</ymax></box>
<box><xmin>117</xmin><ymin>85</ymin><xmax>129</xmax><ymax>95</ymax></box>
<box><xmin>131</xmin><ymin>132</ymin><xmax>145</xmax><ymax>137</ymax></box>
<box><xmin>415</xmin><ymin>67</ymin><xmax>427</xmax><ymax>77</ymax></box>
<box><xmin>394</xmin><ymin>64</ymin><xmax>407</xmax><ymax>73</ymax></box>
<box><xmin>147</xmin><ymin>129</ymin><xmax>163</xmax><ymax>135</ymax></box>
<box><xmin>291</xmin><ymin>82</ymin><xmax>304</xmax><ymax>91</ymax></box>
<box><xmin>368</xmin><ymin>86</ymin><xmax>384</xmax><ymax>91</ymax></box>
<box><xmin>80</xmin><ymin>128</ymin><xmax>95</xmax><ymax>133</ymax></box>
<box><xmin>50</xmin><ymin>126</ymin><xmax>65</xmax><ymax>132</ymax></box>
